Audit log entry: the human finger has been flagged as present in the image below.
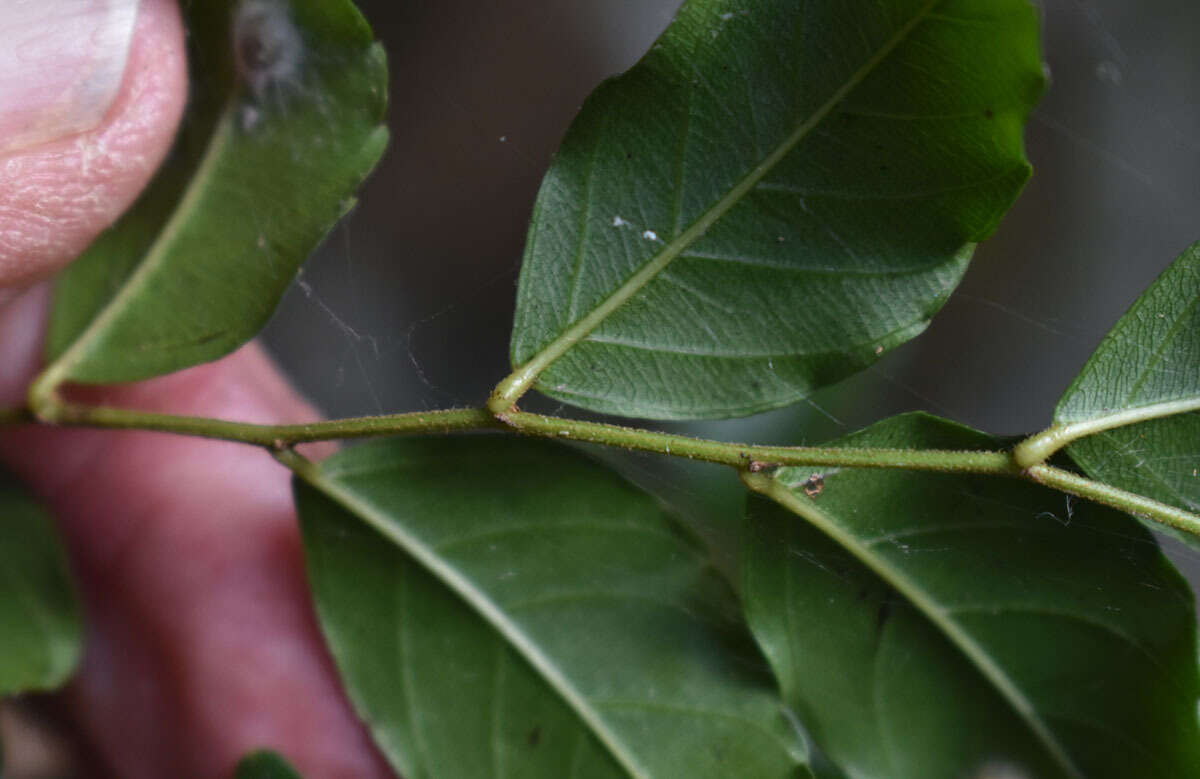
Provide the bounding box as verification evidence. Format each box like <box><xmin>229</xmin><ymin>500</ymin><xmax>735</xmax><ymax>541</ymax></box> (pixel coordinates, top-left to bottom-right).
<box><xmin>1</xmin><ymin>285</ymin><xmax>389</xmax><ymax>778</ymax></box>
<box><xmin>0</xmin><ymin>0</ymin><xmax>187</xmax><ymax>304</ymax></box>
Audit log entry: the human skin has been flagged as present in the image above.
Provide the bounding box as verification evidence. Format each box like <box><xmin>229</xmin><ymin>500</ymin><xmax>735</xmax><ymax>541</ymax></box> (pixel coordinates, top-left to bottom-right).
<box><xmin>0</xmin><ymin>0</ymin><xmax>392</xmax><ymax>776</ymax></box>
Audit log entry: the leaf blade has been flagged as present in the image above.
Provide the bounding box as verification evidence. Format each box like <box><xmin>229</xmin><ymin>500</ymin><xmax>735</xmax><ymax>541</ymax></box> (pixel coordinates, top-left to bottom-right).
<box><xmin>42</xmin><ymin>0</ymin><xmax>388</xmax><ymax>387</ymax></box>
<box><xmin>1053</xmin><ymin>244</ymin><xmax>1200</xmax><ymax>529</ymax></box>
<box><xmin>294</xmin><ymin>437</ymin><xmax>807</xmax><ymax>779</ymax></box>
<box><xmin>234</xmin><ymin>751</ymin><xmax>304</xmax><ymax>779</ymax></box>
<box><xmin>743</xmin><ymin>413</ymin><xmax>1200</xmax><ymax>778</ymax></box>
<box><xmin>506</xmin><ymin>0</ymin><xmax>1044</xmax><ymax>419</ymax></box>
<box><xmin>0</xmin><ymin>469</ymin><xmax>81</xmax><ymax>697</ymax></box>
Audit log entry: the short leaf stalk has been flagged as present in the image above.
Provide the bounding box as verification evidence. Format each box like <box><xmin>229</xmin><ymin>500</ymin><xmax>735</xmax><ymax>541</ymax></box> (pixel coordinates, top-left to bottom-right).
<box><xmin>1013</xmin><ymin>398</ymin><xmax>1200</xmax><ymax>468</ymax></box>
<box><xmin>1026</xmin><ymin>464</ymin><xmax>1200</xmax><ymax>537</ymax></box>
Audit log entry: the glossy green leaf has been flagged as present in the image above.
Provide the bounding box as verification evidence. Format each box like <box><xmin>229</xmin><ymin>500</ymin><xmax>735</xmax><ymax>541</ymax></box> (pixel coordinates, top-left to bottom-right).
<box><xmin>506</xmin><ymin>0</ymin><xmax>1043</xmax><ymax>420</ymax></box>
<box><xmin>1056</xmin><ymin>243</ymin><xmax>1200</xmax><ymax>525</ymax></box>
<box><xmin>294</xmin><ymin>437</ymin><xmax>807</xmax><ymax>779</ymax></box>
<box><xmin>743</xmin><ymin>413</ymin><xmax>1200</xmax><ymax>778</ymax></box>
<box><xmin>235</xmin><ymin>750</ymin><xmax>303</xmax><ymax>778</ymax></box>
<box><xmin>42</xmin><ymin>0</ymin><xmax>388</xmax><ymax>386</ymax></box>
<box><xmin>0</xmin><ymin>469</ymin><xmax>81</xmax><ymax>696</ymax></box>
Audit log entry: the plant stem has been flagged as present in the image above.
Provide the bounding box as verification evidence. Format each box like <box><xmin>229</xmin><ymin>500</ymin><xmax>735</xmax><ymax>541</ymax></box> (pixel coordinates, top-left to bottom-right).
<box><xmin>505</xmin><ymin>413</ymin><xmax>1200</xmax><ymax>534</ymax></box>
<box><xmin>16</xmin><ymin>393</ymin><xmax>1200</xmax><ymax>538</ymax></box>
<box><xmin>1026</xmin><ymin>464</ymin><xmax>1200</xmax><ymax>537</ymax></box>
<box><xmin>1013</xmin><ymin>397</ymin><xmax>1200</xmax><ymax>467</ymax></box>
<box><xmin>35</xmin><ymin>401</ymin><xmax>497</xmax><ymax>447</ymax></box>
<box><xmin>500</xmin><ymin>410</ymin><xmax>1019</xmax><ymax>474</ymax></box>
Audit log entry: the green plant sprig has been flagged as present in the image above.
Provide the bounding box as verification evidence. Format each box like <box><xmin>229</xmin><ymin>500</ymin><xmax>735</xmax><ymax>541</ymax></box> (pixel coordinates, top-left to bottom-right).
<box><xmin>10</xmin><ymin>386</ymin><xmax>1199</xmax><ymax>538</ymax></box>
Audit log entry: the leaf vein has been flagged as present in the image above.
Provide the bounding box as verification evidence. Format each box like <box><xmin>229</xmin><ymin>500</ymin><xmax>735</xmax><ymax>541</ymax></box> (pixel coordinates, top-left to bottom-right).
<box><xmin>511</xmin><ymin>0</ymin><xmax>948</xmax><ymax>391</ymax></box>
<box><xmin>944</xmin><ymin>604</ymin><xmax>1167</xmax><ymax>672</ymax></box>
<box><xmin>304</xmin><ymin>475</ymin><xmax>652</xmax><ymax>779</ymax></box>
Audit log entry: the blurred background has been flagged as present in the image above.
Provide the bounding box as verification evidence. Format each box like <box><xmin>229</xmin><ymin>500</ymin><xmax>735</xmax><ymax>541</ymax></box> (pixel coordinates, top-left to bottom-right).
<box><xmin>261</xmin><ymin>0</ymin><xmax>1200</xmax><ymax>577</ymax></box>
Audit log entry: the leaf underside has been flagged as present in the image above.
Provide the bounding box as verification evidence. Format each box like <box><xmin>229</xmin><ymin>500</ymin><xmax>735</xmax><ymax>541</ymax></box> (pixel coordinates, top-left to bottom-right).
<box><xmin>234</xmin><ymin>750</ymin><xmax>304</xmax><ymax>779</ymax></box>
<box><xmin>294</xmin><ymin>437</ymin><xmax>807</xmax><ymax>779</ymax></box>
<box><xmin>44</xmin><ymin>0</ymin><xmax>388</xmax><ymax>385</ymax></box>
<box><xmin>510</xmin><ymin>0</ymin><xmax>1044</xmax><ymax>420</ymax></box>
<box><xmin>743</xmin><ymin>413</ymin><xmax>1200</xmax><ymax>779</ymax></box>
<box><xmin>0</xmin><ymin>468</ymin><xmax>81</xmax><ymax>697</ymax></box>
<box><xmin>1056</xmin><ymin>243</ymin><xmax>1200</xmax><ymax>534</ymax></box>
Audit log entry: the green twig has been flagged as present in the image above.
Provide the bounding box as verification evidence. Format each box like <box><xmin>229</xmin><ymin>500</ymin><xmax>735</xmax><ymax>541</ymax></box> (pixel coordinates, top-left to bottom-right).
<box><xmin>500</xmin><ymin>410</ymin><xmax>1019</xmax><ymax>475</ymax></box>
<box><xmin>18</xmin><ymin>391</ymin><xmax>1200</xmax><ymax>539</ymax></box>
<box><xmin>34</xmin><ymin>400</ymin><xmax>497</xmax><ymax>447</ymax></box>
<box><xmin>1026</xmin><ymin>464</ymin><xmax>1200</xmax><ymax>537</ymax></box>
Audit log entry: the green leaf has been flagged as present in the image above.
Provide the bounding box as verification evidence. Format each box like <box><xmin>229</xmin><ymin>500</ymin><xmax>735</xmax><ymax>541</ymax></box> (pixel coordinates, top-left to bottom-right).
<box><xmin>294</xmin><ymin>437</ymin><xmax>808</xmax><ymax>779</ymax></box>
<box><xmin>504</xmin><ymin>0</ymin><xmax>1044</xmax><ymax>420</ymax></box>
<box><xmin>235</xmin><ymin>750</ymin><xmax>304</xmax><ymax>778</ymax></box>
<box><xmin>0</xmin><ymin>469</ymin><xmax>81</xmax><ymax>696</ymax></box>
<box><xmin>41</xmin><ymin>0</ymin><xmax>388</xmax><ymax>387</ymax></box>
<box><xmin>743</xmin><ymin>413</ymin><xmax>1200</xmax><ymax>778</ymax></box>
<box><xmin>1055</xmin><ymin>243</ymin><xmax>1200</xmax><ymax>528</ymax></box>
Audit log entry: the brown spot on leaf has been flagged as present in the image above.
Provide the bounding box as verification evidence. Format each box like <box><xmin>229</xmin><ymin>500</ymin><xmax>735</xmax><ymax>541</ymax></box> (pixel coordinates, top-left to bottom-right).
<box><xmin>802</xmin><ymin>474</ymin><xmax>824</xmax><ymax>498</ymax></box>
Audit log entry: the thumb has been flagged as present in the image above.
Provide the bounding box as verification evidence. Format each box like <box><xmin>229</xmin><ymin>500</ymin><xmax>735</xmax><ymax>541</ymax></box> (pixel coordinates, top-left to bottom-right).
<box><xmin>0</xmin><ymin>0</ymin><xmax>392</xmax><ymax>774</ymax></box>
<box><xmin>2</xmin><ymin>286</ymin><xmax>390</xmax><ymax>777</ymax></box>
<box><xmin>0</xmin><ymin>0</ymin><xmax>187</xmax><ymax>303</ymax></box>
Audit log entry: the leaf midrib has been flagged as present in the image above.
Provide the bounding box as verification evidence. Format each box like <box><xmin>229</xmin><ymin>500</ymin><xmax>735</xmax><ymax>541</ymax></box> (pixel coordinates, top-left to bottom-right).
<box><xmin>1058</xmin><ymin>250</ymin><xmax>1200</xmax><ymax>423</ymax></box>
<box><xmin>36</xmin><ymin>107</ymin><xmax>240</xmax><ymax>390</ymax></box>
<box><xmin>512</xmin><ymin>0</ymin><xmax>944</xmax><ymax>391</ymax></box>
<box><xmin>300</xmin><ymin>467</ymin><xmax>653</xmax><ymax>779</ymax></box>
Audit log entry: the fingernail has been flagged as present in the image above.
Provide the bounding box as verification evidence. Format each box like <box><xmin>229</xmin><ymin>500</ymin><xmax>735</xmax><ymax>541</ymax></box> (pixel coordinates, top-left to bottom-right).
<box><xmin>0</xmin><ymin>0</ymin><xmax>140</xmax><ymax>154</ymax></box>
